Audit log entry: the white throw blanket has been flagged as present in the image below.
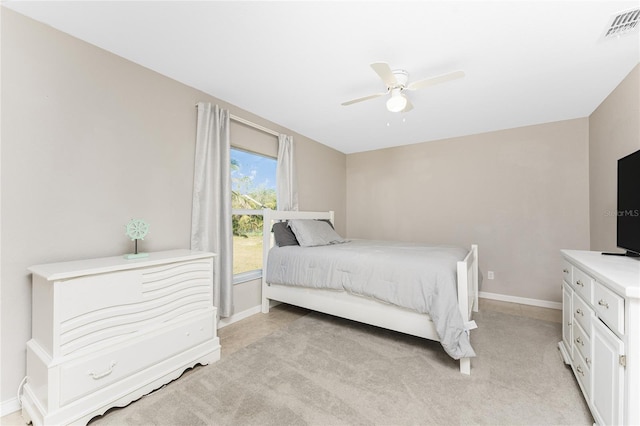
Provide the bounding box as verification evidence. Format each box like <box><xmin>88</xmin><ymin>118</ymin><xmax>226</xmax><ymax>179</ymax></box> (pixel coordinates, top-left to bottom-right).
<box><xmin>266</xmin><ymin>239</ymin><xmax>476</xmax><ymax>359</ymax></box>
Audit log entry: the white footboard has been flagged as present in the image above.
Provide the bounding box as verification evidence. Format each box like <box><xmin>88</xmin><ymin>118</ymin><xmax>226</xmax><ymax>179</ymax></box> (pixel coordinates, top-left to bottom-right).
<box><xmin>456</xmin><ymin>244</ymin><xmax>479</xmax><ymax>375</ymax></box>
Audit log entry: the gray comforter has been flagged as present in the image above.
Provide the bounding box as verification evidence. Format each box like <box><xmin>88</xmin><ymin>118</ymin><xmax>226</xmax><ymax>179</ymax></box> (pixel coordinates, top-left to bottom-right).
<box><xmin>266</xmin><ymin>239</ymin><xmax>476</xmax><ymax>359</ymax></box>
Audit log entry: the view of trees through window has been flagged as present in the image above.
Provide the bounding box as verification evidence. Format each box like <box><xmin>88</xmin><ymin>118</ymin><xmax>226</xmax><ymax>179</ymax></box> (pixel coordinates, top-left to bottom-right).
<box><xmin>231</xmin><ymin>148</ymin><xmax>277</xmax><ymax>276</ymax></box>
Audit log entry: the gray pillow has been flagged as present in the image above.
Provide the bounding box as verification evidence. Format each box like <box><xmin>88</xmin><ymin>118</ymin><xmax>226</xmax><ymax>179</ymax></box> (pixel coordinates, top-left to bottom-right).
<box><xmin>319</xmin><ymin>219</ymin><xmax>335</xmax><ymax>229</ymax></box>
<box><xmin>288</xmin><ymin>219</ymin><xmax>345</xmax><ymax>247</ymax></box>
<box><xmin>272</xmin><ymin>221</ymin><xmax>299</xmax><ymax>246</ymax></box>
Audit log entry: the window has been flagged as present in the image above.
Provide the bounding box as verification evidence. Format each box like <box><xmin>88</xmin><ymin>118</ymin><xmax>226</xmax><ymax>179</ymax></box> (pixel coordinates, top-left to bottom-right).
<box><xmin>231</xmin><ymin>148</ymin><xmax>277</xmax><ymax>282</ymax></box>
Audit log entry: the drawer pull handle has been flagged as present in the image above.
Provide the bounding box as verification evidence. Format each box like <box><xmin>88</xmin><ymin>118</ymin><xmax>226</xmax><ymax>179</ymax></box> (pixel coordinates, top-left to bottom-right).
<box><xmin>563</xmin><ymin>269</ymin><xmax>569</xmax><ymax>274</ymax></box>
<box><xmin>586</xmin><ymin>357</ymin><xmax>591</xmax><ymax>367</ymax></box>
<box><xmin>576</xmin><ymin>365</ymin><xmax>585</xmax><ymax>376</ymax></box>
<box><xmin>598</xmin><ymin>299</ymin><xmax>609</xmax><ymax>309</ymax></box>
<box><xmin>575</xmin><ymin>308</ymin><xmax>583</xmax><ymax>316</ymax></box>
<box><xmin>576</xmin><ymin>280</ymin><xmax>584</xmax><ymax>287</ymax></box>
<box><xmin>88</xmin><ymin>361</ymin><xmax>117</xmax><ymax>380</ymax></box>
<box><xmin>575</xmin><ymin>336</ymin><xmax>583</xmax><ymax>346</ymax></box>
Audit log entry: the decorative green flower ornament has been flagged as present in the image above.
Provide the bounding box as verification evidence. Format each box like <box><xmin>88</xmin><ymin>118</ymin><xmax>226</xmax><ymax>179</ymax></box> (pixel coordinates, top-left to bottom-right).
<box><xmin>124</xmin><ymin>219</ymin><xmax>149</xmax><ymax>259</ymax></box>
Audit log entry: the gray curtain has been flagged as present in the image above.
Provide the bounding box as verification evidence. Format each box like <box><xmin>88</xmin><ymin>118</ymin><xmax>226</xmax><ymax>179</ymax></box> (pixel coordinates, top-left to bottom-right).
<box><xmin>276</xmin><ymin>134</ymin><xmax>298</xmax><ymax>211</ymax></box>
<box><xmin>191</xmin><ymin>102</ymin><xmax>233</xmax><ymax>317</ymax></box>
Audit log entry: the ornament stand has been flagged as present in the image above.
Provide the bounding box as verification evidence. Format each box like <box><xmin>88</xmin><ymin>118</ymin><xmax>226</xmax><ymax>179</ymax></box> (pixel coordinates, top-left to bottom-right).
<box><xmin>125</xmin><ymin>239</ymin><xmax>148</xmax><ymax>260</ymax></box>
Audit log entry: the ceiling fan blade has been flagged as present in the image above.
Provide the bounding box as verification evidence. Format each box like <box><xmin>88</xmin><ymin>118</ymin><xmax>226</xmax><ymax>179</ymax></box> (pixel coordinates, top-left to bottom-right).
<box><xmin>370</xmin><ymin>62</ymin><xmax>398</xmax><ymax>88</ymax></box>
<box><xmin>406</xmin><ymin>70</ymin><xmax>465</xmax><ymax>91</ymax></box>
<box><xmin>341</xmin><ymin>92</ymin><xmax>386</xmax><ymax>106</ymax></box>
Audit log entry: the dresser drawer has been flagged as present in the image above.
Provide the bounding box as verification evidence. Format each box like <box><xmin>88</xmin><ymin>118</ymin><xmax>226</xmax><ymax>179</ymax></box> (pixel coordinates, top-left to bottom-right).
<box><xmin>573</xmin><ymin>352</ymin><xmax>591</xmax><ymax>399</ymax></box>
<box><xmin>561</xmin><ymin>260</ymin><xmax>572</xmax><ymax>284</ymax></box>
<box><xmin>593</xmin><ymin>282</ymin><xmax>624</xmax><ymax>335</ymax></box>
<box><xmin>572</xmin><ymin>267</ymin><xmax>593</xmax><ymax>302</ymax></box>
<box><xmin>572</xmin><ymin>291</ymin><xmax>593</xmax><ymax>332</ymax></box>
<box><xmin>572</xmin><ymin>320</ymin><xmax>591</xmax><ymax>363</ymax></box>
<box><xmin>59</xmin><ymin>312</ymin><xmax>214</xmax><ymax>406</ymax></box>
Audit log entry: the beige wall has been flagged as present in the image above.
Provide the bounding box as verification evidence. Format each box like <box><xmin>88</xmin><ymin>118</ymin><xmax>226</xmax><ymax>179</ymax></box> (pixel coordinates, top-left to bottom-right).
<box><xmin>347</xmin><ymin>119</ymin><xmax>591</xmax><ymax>303</ymax></box>
<box><xmin>589</xmin><ymin>64</ymin><xmax>640</xmax><ymax>252</ymax></box>
<box><xmin>0</xmin><ymin>9</ymin><xmax>345</xmax><ymax>404</ymax></box>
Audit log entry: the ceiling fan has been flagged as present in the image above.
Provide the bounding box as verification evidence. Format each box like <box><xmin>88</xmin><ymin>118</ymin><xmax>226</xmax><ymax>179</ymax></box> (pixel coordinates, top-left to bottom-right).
<box><xmin>341</xmin><ymin>62</ymin><xmax>465</xmax><ymax>113</ymax></box>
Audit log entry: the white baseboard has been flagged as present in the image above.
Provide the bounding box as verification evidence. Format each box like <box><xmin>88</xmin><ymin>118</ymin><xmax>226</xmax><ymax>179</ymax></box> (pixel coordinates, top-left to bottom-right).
<box><xmin>218</xmin><ymin>305</ymin><xmax>263</xmax><ymax>328</ymax></box>
<box><xmin>479</xmin><ymin>291</ymin><xmax>562</xmax><ymax>310</ymax></box>
<box><xmin>1</xmin><ymin>397</ymin><xmax>20</xmax><ymax>417</ymax></box>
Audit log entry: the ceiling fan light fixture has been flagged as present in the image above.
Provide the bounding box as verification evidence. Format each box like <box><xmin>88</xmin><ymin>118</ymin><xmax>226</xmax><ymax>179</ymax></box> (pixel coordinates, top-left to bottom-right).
<box><xmin>342</xmin><ymin>62</ymin><xmax>465</xmax><ymax>112</ymax></box>
<box><xmin>386</xmin><ymin>91</ymin><xmax>407</xmax><ymax>112</ymax></box>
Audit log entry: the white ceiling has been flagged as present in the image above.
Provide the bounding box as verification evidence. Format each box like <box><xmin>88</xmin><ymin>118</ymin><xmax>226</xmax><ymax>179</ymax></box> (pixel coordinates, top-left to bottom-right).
<box><xmin>4</xmin><ymin>1</ymin><xmax>639</xmax><ymax>154</ymax></box>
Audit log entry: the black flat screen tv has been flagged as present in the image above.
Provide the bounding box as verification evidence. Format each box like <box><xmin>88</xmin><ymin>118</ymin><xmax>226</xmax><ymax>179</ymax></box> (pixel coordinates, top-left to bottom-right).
<box><xmin>617</xmin><ymin>149</ymin><xmax>640</xmax><ymax>257</ymax></box>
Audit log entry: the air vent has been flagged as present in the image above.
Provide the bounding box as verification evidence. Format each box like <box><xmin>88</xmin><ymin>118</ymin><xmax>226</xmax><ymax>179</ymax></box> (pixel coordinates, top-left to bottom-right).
<box><xmin>604</xmin><ymin>8</ymin><xmax>640</xmax><ymax>38</ymax></box>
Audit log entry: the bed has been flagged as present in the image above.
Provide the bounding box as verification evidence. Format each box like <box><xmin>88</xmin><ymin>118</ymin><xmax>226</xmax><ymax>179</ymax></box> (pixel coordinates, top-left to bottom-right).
<box><xmin>261</xmin><ymin>210</ymin><xmax>479</xmax><ymax>374</ymax></box>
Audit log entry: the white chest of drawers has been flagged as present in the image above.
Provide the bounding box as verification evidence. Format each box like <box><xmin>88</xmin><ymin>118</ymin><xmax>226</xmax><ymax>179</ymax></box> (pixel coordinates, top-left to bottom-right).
<box><xmin>21</xmin><ymin>250</ymin><xmax>221</xmax><ymax>425</ymax></box>
<box><xmin>558</xmin><ymin>250</ymin><xmax>640</xmax><ymax>425</ymax></box>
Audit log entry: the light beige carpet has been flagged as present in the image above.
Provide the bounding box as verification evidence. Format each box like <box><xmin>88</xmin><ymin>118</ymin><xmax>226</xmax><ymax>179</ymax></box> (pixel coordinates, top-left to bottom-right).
<box><xmin>91</xmin><ymin>309</ymin><xmax>593</xmax><ymax>425</ymax></box>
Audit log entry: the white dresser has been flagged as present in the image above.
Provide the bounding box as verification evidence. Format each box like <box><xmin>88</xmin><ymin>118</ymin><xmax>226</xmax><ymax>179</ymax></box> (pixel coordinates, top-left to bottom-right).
<box><xmin>558</xmin><ymin>250</ymin><xmax>640</xmax><ymax>425</ymax></box>
<box><xmin>21</xmin><ymin>250</ymin><xmax>221</xmax><ymax>426</ymax></box>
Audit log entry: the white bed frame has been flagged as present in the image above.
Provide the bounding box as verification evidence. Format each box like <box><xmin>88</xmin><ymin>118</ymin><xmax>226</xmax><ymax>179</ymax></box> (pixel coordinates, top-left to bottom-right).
<box><xmin>261</xmin><ymin>210</ymin><xmax>479</xmax><ymax>374</ymax></box>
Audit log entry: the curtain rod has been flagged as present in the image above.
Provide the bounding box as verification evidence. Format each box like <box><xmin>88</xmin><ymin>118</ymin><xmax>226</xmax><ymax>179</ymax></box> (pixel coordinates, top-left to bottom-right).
<box><xmin>196</xmin><ymin>103</ymin><xmax>280</xmax><ymax>137</ymax></box>
<box><xmin>230</xmin><ymin>114</ymin><xmax>279</xmax><ymax>138</ymax></box>
<box><xmin>195</xmin><ymin>103</ymin><xmax>279</xmax><ymax>137</ymax></box>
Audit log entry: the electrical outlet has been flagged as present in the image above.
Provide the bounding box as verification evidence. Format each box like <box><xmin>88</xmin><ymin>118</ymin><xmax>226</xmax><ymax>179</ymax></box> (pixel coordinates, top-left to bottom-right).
<box><xmin>488</xmin><ymin>271</ymin><xmax>495</xmax><ymax>280</ymax></box>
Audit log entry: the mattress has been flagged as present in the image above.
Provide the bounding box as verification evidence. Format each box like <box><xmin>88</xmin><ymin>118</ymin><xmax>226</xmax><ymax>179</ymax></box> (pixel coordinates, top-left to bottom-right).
<box><xmin>266</xmin><ymin>239</ymin><xmax>476</xmax><ymax>359</ymax></box>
